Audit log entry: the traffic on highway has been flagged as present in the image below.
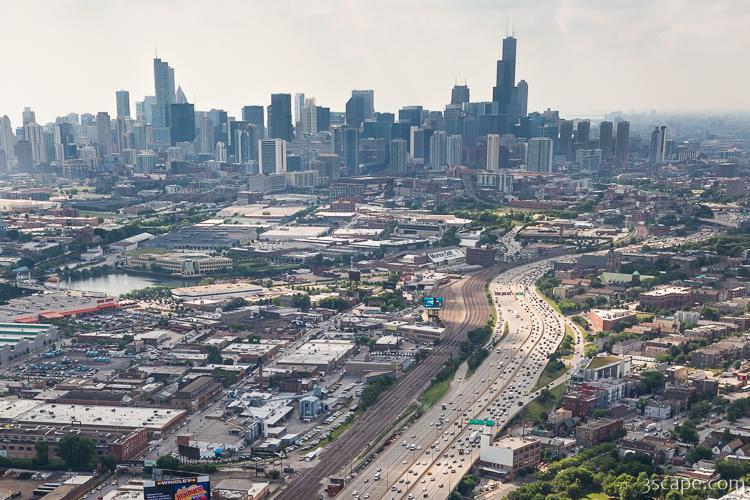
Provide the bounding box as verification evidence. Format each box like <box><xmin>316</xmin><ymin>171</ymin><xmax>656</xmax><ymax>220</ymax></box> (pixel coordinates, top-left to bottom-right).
<box><xmin>341</xmin><ymin>260</ymin><xmax>576</xmax><ymax>500</ymax></box>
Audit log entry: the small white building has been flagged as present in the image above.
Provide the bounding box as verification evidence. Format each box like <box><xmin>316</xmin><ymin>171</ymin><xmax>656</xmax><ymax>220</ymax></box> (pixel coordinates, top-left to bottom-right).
<box><xmin>80</xmin><ymin>246</ymin><xmax>104</xmax><ymax>262</ymax></box>
<box><xmin>644</xmin><ymin>400</ymin><xmax>671</xmax><ymax>420</ymax></box>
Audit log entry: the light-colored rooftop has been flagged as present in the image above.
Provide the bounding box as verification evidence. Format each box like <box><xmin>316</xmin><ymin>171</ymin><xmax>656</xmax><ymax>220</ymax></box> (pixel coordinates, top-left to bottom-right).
<box><xmin>0</xmin><ymin>398</ymin><xmax>186</xmax><ymax>431</ymax></box>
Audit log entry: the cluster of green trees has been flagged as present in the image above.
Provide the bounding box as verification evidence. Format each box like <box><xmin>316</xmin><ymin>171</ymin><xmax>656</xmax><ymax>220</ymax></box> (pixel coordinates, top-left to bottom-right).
<box><xmin>637</xmin><ymin>371</ymin><xmax>666</xmax><ymax>395</ymax></box>
<box><xmin>213</xmin><ymin>367</ymin><xmax>239</xmax><ymax>387</ymax></box>
<box><xmin>440</xmin><ymin>227</ymin><xmax>461</xmax><ymax>246</ymax></box>
<box><xmin>222</xmin><ymin>297</ymin><xmax>248</xmax><ymax>311</ymax></box>
<box><xmin>23</xmin><ymin>434</ymin><xmax>117</xmax><ymax>472</ymax></box>
<box><xmin>59</xmin><ymin>264</ymin><xmax>116</xmax><ymax>281</ymax></box>
<box><xmin>291</xmin><ymin>293</ymin><xmax>311</xmax><ymax>311</ymax></box>
<box><xmin>364</xmin><ymin>289</ymin><xmax>407</xmax><ymax>311</ymax></box>
<box><xmin>0</xmin><ymin>283</ymin><xmax>25</xmax><ymax>305</ymax></box>
<box><xmin>360</xmin><ymin>376</ymin><xmax>395</xmax><ymax>409</ymax></box>
<box><xmin>463</xmin><ymin>326</ymin><xmax>492</xmax><ymax>373</ymax></box>
<box><xmin>681</xmin><ymin>232</ymin><xmax>750</xmax><ymax>258</ymax></box>
<box><xmin>318</xmin><ymin>296</ymin><xmax>349</xmax><ymax>312</ymax></box>
<box><xmin>120</xmin><ymin>286</ymin><xmax>172</xmax><ymax>300</ymax></box>
<box><xmin>507</xmin><ymin>443</ymin><xmax>658</xmax><ymax>500</ymax></box>
<box><xmin>448</xmin><ymin>474</ymin><xmax>478</xmax><ymax>499</ymax></box>
<box><xmin>727</xmin><ymin>397</ymin><xmax>750</xmax><ymax>421</ymax></box>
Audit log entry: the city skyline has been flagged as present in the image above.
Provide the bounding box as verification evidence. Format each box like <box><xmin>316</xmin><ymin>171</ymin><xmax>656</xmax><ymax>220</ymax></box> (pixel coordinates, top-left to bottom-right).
<box><xmin>3</xmin><ymin>0</ymin><xmax>749</xmax><ymax>124</ymax></box>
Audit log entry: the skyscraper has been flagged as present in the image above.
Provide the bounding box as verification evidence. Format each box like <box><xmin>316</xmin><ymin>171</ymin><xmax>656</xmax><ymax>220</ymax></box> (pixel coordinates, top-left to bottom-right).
<box><xmin>22</xmin><ymin>107</ymin><xmax>35</xmax><ymax>126</ymax></box>
<box><xmin>516</xmin><ymin>80</ymin><xmax>528</xmax><ymax>119</ymax></box>
<box><xmin>209</xmin><ymin>109</ymin><xmax>229</xmax><ymax>146</ymax></box>
<box><xmin>558</xmin><ymin>119</ymin><xmax>574</xmax><ymax>159</ymax></box>
<box><xmin>198</xmin><ymin>115</ymin><xmax>214</xmax><ymax>155</ymax></box>
<box><xmin>576</xmin><ymin>120</ymin><xmax>590</xmax><ymax>148</ymax></box>
<box><xmin>15</xmin><ymin>140</ymin><xmax>33</xmax><ymax>172</ymax></box>
<box><xmin>153</xmin><ymin>58</ymin><xmax>176</xmax><ymax>128</ymax></box>
<box><xmin>242</xmin><ymin>106</ymin><xmax>265</xmax><ymax>137</ymax></box>
<box><xmin>175</xmin><ymin>86</ymin><xmax>188</xmax><ymax>104</ymax></box>
<box><xmin>95</xmin><ymin>112</ymin><xmax>112</xmax><ymax>159</ymax></box>
<box><xmin>115</xmin><ymin>117</ymin><xmax>129</xmax><ymax>154</ymax></box>
<box><xmin>116</xmin><ymin>90</ymin><xmax>131</xmax><ymax>118</ymax></box>
<box><xmin>486</xmin><ymin>133</ymin><xmax>501</xmax><ymax>170</ymax></box>
<box><xmin>345</xmin><ymin>95</ymin><xmax>366</xmax><ymax>130</ymax></box>
<box><xmin>230</xmin><ymin>121</ymin><xmax>260</xmax><ymax>163</ymax></box>
<box><xmin>527</xmin><ymin>137</ymin><xmax>553</xmax><ymax>172</ymax></box>
<box><xmin>399</xmin><ymin>106</ymin><xmax>423</xmax><ymax>126</ymax></box>
<box><xmin>492</xmin><ymin>36</ymin><xmax>517</xmax><ymax>118</ymax></box>
<box><xmin>615</xmin><ymin>121</ymin><xmax>630</xmax><ymax>167</ymax></box>
<box><xmin>342</xmin><ymin>126</ymin><xmax>359</xmax><ymax>173</ymax></box>
<box><xmin>598</xmin><ymin>121</ymin><xmax>613</xmax><ymax>160</ymax></box>
<box><xmin>0</xmin><ymin>116</ymin><xmax>14</xmax><ymax>162</ymax></box>
<box><xmin>389</xmin><ymin>138</ymin><xmax>407</xmax><ymax>174</ymax></box>
<box><xmin>268</xmin><ymin>94</ymin><xmax>292</xmax><ymax>141</ymax></box>
<box><xmin>169</xmin><ymin>103</ymin><xmax>195</xmax><ymax>145</ymax></box>
<box><xmin>444</xmin><ymin>105</ymin><xmax>461</xmax><ymax>136</ymax></box>
<box><xmin>259</xmin><ymin>138</ymin><xmax>287</xmax><ymax>174</ymax></box>
<box><xmin>23</xmin><ymin>122</ymin><xmax>45</xmax><ymax>165</ymax></box>
<box><xmin>351</xmin><ymin>90</ymin><xmax>374</xmax><ymax>119</ymax></box>
<box><xmin>215</xmin><ymin>142</ymin><xmax>227</xmax><ymax>163</ymax></box>
<box><xmin>447</xmin><ymin>134</ymin><xmax>463</xmax><ymax>166</ymax></box>
<box><xmin>300</xmin><ymin>98</ymin><xmax>317</xmax><ymax>136</ymax></box>
<box><xmin>316</xmin><ymin>107</ymin><xmax>331</xmax><ymax>132</ymax></box>
<box><xmin>649</xmin><ymin>125</ymin><xmax>668</xmax><ymax>164</ymax></box>
<box><xmin>429</xmin><ymin>130</ymin><xmax>448</xmax><ymax>168</ymax></box>
<box><xmin>450</xmin><ymin>84</ymin><xmax>470</xmax><ymax>105</ymax></box>
<box><xmin>137</xmin><ymin>96</ymin><xmax>156</xmax><ymax>123</ymax></box>
<box><xmin>294</xmin><ymin>93</ymin><xmax>305</xmax><ymax>124</ymax></box>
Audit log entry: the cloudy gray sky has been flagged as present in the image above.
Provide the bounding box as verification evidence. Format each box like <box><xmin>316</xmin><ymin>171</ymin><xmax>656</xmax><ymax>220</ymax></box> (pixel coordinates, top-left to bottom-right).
<box><xmin>3</xmin><ymin>0</ymin><xmax>748</xmax><ymax>125</ymax></box>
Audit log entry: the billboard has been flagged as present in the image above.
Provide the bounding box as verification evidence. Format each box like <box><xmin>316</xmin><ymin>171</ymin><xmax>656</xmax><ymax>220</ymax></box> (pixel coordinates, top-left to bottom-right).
<box><xmin>178</xmin><ymin>443</ymin><xmax>201</xmax><ymax>460</ymax></box>
<box><xmin>144</xmin><ymin>476</ymin><xmax>210</xmax><ymax>500</ymax></box>
<box><xmin>423</xmin><ymin>297</ymin><xmax>444</xmax><ymax>309</ymax></box>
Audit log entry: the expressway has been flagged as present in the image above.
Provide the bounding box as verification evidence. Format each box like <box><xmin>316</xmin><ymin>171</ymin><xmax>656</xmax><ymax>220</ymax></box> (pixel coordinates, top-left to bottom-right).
<box><xmin>342</xmin><ymin>260</ymin><xmax>581</xmax><ymax>500</ymax></box>
<box><xmin>275</xmin><ymin>267</ymin><xmax>497</xmax><ymax>500</ymax></box>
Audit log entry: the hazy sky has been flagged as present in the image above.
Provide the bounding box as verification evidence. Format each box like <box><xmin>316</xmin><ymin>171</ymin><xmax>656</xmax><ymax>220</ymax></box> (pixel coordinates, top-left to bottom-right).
<box><xmin>3</xmin><ymin>0</ymin><xmax>749</xmax><ymax>125</ymax></box>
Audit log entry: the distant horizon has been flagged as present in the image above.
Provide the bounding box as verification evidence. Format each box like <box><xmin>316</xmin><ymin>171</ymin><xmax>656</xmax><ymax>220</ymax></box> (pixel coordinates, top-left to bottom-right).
<box><xmin>3</xmin><ymin>0</ymin><xmax>749</xmax><ymax>126</ymax></box>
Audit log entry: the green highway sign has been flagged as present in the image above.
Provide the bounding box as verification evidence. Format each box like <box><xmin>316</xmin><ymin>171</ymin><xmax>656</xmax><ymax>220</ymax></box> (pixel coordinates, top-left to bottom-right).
<box><xmin>468</xmin><ymin>419</ymin><xmax>495</xmax><ymax>426</ymax></box>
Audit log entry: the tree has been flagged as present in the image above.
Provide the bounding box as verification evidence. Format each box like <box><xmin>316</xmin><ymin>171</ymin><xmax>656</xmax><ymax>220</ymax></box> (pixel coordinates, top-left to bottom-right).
<box><xmin>223</xmin><ymin>297</ymin><xmax>247</xmax><ymax>311</ymax></box>
<box><xmin>678</xmin><ymin>423</ymin><xmax>699</xmax><ymax>444</ymax></box>
<box><xmin>440</xmin><ymin>228</ymin><xmax>460</xmax><ymax>246</ymax></box>
<box><xmin>57</xmin><ymin>434</ymin><xmax>96</xmax><ymax>469</ymax></box>
<box><xmin>701</xmin><ymin>306</ymin><xmax>720</xmax><ymax>321</ymax></box>
<box><xmin>205</xmin><ymin>345</ymin><xmax>223</xmax><ymax>364</ymax></box>
<box><xmin>292</xmin><ymin>294</ymin><xmax>311</xmax><ymax>311</ymax></box>
<box><xmin>33</xmin><ymin>441</ymin><xmax>49</xmax><ymax>466</ymax></box>
<box><xmin>638</xmin><ymin>371</ymin><xmax>665</xmax><ymax>395</ymax></box>
<box><xmin>687</xmin><ymin>446</ymin><xmax>713</xmax><ymax>464</ymax></box>
<box><xmin>268</xmin><ymin>469</ymin><xmax>281</xmax><ymax>480</ymax></box>
<box><xmin>156</xmin><ymin>454</ymin><xmax>181</xmax><ymax>470</ymax></box>
<box><xmin>98</xmin><ymin>454</ymin><xmax>118</xmax><ymax>472</ymax></box>
<box><xmin>688</xmin><ymin>400</ymin><xmax>712</xmax><ymax>420</ymax></box>
<box><xmin>584</xmin><ymin>343</ymin><xmax>600</xmax><ymax>357</ymax></box>
<box><xmin>318</xmin><ymin>297</ymin><xmax>349</xmax><ymax>312</ymax></box>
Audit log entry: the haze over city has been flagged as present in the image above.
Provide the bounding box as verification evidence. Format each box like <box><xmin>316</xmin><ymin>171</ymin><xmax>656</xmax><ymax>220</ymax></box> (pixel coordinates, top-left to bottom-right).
<box><xmin>3</xmin><ymin>0</ymin><xmax>749</xmax><ymax>123</ymax></box>
<box><xmin>1</xmin><ymin>1</ymin><xmax>750</xmax><ymax>500</ymax></box>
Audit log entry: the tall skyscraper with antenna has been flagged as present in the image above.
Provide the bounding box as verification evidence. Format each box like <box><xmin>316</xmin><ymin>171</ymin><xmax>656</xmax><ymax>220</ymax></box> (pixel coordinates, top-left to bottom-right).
<box><xmin>492</xmin><ymin>22</ymin><xmax>526</xmax><ymax>126</ymax></box>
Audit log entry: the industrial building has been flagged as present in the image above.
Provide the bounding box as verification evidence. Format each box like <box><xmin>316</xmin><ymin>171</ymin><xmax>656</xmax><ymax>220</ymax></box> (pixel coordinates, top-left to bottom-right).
<box><xmin>126</xmin><ymin>251</ymin><xmax>233</xmax><ymax>276</ymax></box>
<box><xmin>0</xmin><ymin>398</ymin><xmax>186</xmax><ymax>434</ymax></box>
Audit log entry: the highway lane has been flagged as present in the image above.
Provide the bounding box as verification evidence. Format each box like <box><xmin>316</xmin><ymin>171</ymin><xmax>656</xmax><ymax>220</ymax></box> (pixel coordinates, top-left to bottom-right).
<box><xmin>344</xmin><ymin>260</ymin><xmax>572</xmax><ymax>500</ymax></box>
<box><xmin>274</xmin><ymin>268</ymin><xmax>496</xmax><ymax>500</ymax></box>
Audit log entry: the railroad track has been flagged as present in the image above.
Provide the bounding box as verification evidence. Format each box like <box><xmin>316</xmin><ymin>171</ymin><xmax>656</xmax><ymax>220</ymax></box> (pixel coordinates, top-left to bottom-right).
<box><xmin>275</xmin><ymin>267</ymin><xmax>497</xmax><ymax>499</ymax></box>
<box><xmin>401</xmin><ymin>264</ymin><xmax>563</xmax><ymax>499</ymax></box>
